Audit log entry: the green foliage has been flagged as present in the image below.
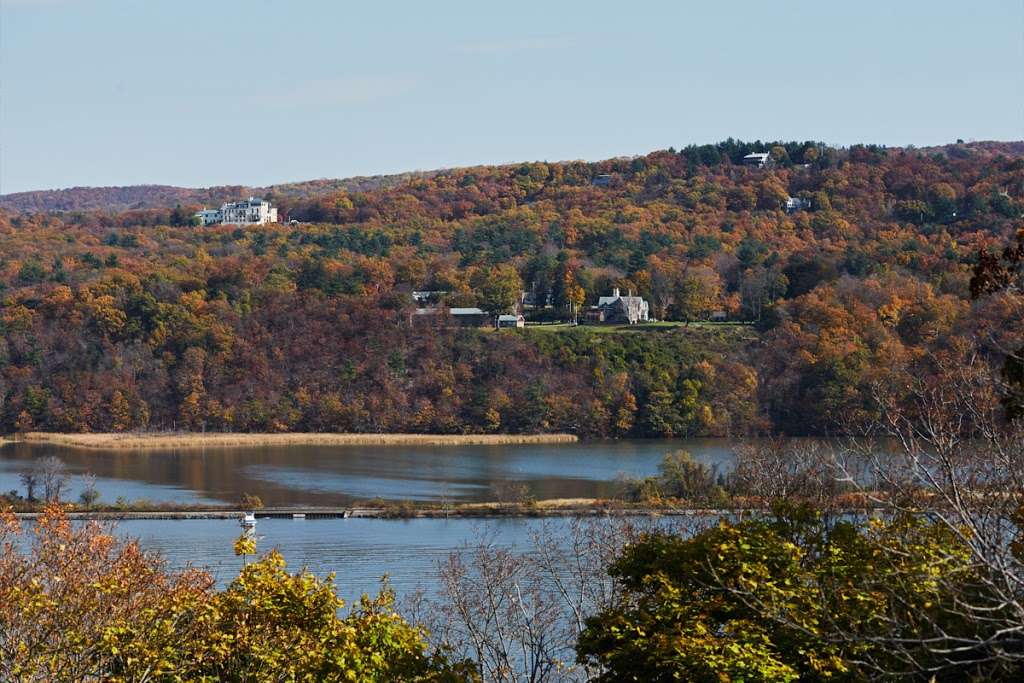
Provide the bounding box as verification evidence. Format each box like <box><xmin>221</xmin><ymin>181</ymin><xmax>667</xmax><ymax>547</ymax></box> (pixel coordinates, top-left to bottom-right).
<box><xmin>894</xmin><ymin>199</ymin><xmax>935</xmax><ymax>225</ymax></box>
<box><xmin>476</xmin><ymin>263</ymin><xmax>523</xmax><ymax>315</ymax></box>
<box><xmin>578</xmin><ymin>506</ymin><xmax>1016</xmax><ymax>682</ymax></box>
<box><xmin>181</xmin><ymin>551</ymin><xmax>473</xmax><ymax>681</ymax></box>
<box><xmin>16</xmin><ymin>259</ymin><xmax>46</xmax><ymax>284</ymax></box>
<box><xmin>627</xmin><ymin>450</ymin><xmax>726</xmax><ymax>504</ymax></box>
<box><xmin>688</xmin><ymin>233</ymin><xmax>722</xmax><ymax>258</ymax></box>
<box><xmin>0</xmin><ymin>506</ymin><xmax>475</xmax><ymax>682</ymax></box>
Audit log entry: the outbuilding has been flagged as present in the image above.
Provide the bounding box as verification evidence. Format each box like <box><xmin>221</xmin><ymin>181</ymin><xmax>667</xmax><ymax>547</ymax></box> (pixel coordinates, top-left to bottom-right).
<box><xmin>497</xmin><ymin>314</ymin><xmax>525</xmax><ymax>328</ymax></box>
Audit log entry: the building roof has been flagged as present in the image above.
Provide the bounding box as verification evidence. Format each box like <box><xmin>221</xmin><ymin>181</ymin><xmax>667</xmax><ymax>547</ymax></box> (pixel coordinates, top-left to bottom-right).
<box><xmin>449</xmin><ymin>307</ymin><xmax>485</xmax><ymax>316</ymax></box>
<box><xmin>743</xmin><ymin>152</ymin><xmax>770</xmax><ymax>160</ymax></box>
<box><xmin>222</xmin><ymin>197</ymin><xmax>267</xmax><ymax>209</ymax></box>
<box><xmin>497</xmin><ymin>314</ymin><xmax>523</xmax><ymax>321</ymax></box>
<box><xmin>598</xmin><ymin>295</ymin><xmax>646</xmax><ymax>307</ymax></box>
<box><xmin>411</xmin><ymin>290</ymin><xmax>447</xmax><ymax>302</ymax></box>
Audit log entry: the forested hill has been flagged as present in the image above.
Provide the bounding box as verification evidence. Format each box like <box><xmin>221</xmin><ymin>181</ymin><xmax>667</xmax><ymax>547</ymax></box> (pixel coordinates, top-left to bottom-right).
<box><xmin>0</xmin><ymin>139</ymin><xmax>1022</xmax><ymax>437</ymax></box>
<box><xmin>6</xmin><ymin>141</ymin><xmax>1021</xmax><ymax>215</ymax></box>
<box><xmin>0</xmin><ymin>171</ymin><xmax>436</xmax><ymax>214</ymax></box>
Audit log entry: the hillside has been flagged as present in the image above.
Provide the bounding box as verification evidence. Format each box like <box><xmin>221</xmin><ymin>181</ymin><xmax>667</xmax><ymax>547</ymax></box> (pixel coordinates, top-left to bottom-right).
<box><xmin>6</xmin><ymin>141</ymin><xmax>1021</xmax><ymax>215</ymax></box>
<box><xmin>0</xmin><ymin>171</ymin><xmax>437</xmax><ymax>214</ymax></box>
<box><xmin>0</xmin><ymin>138</ymin><xmax>1021</xmax><ymax>437</ymax></box>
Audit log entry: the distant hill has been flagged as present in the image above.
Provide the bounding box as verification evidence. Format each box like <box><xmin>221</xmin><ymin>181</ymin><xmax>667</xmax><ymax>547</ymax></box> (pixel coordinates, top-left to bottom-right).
<box><xmin>917</xmin><ymin>140</ymin><xmax>1024</xmax><ymax>157</ymax></box>
<box><xmin>0</xmin><ymin>171</ymin><xmax>437</xmax><ymax>214</ymax></box>
<box><xmin>2</xmin><ymin>140</ymin><xmax>1022</xmax><ymax>215</ymax></box>
<box><xmin>1</xmin><ymin>137</ymin><xmax>1022</xmax><ymax>438</ymax></box>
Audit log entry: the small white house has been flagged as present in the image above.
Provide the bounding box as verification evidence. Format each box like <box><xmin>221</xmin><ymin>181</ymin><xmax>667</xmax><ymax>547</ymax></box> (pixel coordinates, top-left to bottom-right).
<box><xmin>497</xmin><ymin>314</ymin><xmax>525</xmax><ymax>328</ymax></box>
<box><xmin>785</xmin><ymin>196</ymin><xmax>810</xmax><ymax>213</ymax></box>
<box><xmin>411</xmin><ymin>290</ymin><xmax>447</xmax><ymax>304</ymax></box>
<box><xmin>742</xmin><ymin>152</ymin><xmax>771</xmax><ymax>168</ymax></box>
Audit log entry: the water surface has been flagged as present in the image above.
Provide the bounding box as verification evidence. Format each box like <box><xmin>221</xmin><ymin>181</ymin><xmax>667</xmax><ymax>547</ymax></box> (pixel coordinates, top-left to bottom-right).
<box><xmin>0</xmin><ymin>438</ymin><xmax>737</xmax><ymax>506</ymax></box>
<box><xmin>112</xmin><ymin>515</ymin><xmax>697</xmax><ymax>604</ymax></box>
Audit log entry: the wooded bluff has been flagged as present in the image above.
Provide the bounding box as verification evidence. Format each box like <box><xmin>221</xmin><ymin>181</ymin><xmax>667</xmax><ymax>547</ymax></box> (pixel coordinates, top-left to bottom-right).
<box><xmin>0</xmin><ymin>140</ymin><xmax>1021</xmax><ymax>437</ymax></box>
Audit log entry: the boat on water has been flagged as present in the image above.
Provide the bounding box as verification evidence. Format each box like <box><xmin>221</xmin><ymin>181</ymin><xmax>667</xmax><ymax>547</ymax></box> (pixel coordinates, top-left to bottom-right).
<box><xmin>240</xmin><ymin>512</ymin><xmax>257</xmax><ymax>528</ymax></box>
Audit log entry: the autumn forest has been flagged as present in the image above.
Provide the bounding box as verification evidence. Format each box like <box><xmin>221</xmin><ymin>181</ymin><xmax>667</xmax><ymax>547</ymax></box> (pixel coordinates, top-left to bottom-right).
<box><xmin>1</xmin><ymin>139</ymin><xmax>1022</xmax><ymax>438</ymax></box>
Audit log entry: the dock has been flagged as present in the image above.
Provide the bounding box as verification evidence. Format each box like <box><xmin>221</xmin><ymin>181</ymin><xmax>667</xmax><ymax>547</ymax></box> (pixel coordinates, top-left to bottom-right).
<box><xmin>9</xmin><ymin>506</ymin><xmax>765</xmax><ymax>521</ymax></box>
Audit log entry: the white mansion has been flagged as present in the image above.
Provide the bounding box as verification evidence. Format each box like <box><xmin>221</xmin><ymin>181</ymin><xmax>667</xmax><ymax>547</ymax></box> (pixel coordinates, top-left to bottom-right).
<box><xmin>194</xmin><ymin>197</ymin><xmax>278</xmax><ymax>226</ymax></box>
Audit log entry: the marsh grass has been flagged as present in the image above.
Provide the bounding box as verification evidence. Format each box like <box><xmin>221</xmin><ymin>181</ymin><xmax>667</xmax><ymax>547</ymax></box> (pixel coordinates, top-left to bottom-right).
<box><xmin>16</xmin><ymin>431</ymin><xmax>578</xmax><ymax>451</ymax></box>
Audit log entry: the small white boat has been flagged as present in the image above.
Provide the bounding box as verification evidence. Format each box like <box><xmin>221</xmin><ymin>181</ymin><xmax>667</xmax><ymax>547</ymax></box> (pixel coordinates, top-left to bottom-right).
<box><xmin>240</xmin><ymin>512</ymin><xmax>257</xmax><ymax>528</ymax></box>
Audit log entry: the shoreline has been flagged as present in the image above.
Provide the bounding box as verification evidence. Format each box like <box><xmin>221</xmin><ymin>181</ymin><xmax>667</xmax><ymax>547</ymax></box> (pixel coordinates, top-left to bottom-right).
<box><xmin>8</xmin><ymin>509</ymin><xmax>733</xmax><ymax>521</ymax></box>
<box><xmin>7</xmin><ymin>504</ymin><xmax>778</xmax><ymax>521</ymax></box>
<box><xmin>9</xmin><ymin>502</ymin><xmax>878</xmax><ymax>521</ymax></box>
<box><xmin>6</xmin><ymin>494</ymin><xmax>881</xmax><ymax>520</ymax></box>
<box><xmin>13</xmin><ymin>431</ymin><xmax>578</xmax><ymax>451</ymax></box>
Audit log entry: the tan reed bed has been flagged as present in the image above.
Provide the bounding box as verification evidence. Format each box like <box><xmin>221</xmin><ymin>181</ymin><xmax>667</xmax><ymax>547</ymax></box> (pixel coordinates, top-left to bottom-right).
<box><xmin>16</xmin><ymin>431</ymin><xmax>579</xmax><ymax>451</ymax></box>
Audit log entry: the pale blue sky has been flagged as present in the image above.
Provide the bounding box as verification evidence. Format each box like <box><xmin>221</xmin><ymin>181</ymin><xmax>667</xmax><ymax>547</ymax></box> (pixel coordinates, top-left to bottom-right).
<box><xmin>2</xmin><ymin>0</ymin><xmax>1022</xmax><ymax>193</ymax></box>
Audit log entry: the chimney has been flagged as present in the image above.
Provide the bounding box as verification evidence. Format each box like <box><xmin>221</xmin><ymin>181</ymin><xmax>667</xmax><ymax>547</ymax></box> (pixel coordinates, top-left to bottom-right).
<box><xmin>613</xmin><ymin>287</ymin><xmax>620</xmax><ymax>298</ymax></box>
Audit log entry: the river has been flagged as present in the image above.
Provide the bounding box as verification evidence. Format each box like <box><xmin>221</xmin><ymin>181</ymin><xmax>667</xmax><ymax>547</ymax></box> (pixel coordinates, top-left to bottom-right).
<box><xmin>0</xmin><ymin>438</ymin><xmax>738</xmax><ymax>506</ymax></box>
<box><xmin>2</xmin><ymin>438</ymin><xmax>737</xmax><ymax>603</ymax></box>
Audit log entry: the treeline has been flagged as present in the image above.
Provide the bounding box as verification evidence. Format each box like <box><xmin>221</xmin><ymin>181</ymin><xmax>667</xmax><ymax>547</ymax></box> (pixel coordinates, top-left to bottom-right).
<box><xmin>0</xmin><ymin>172</ymin><xmax>434</xmax><ymax>214</ymax></box>
<box><xmin>0</xmin><ymin>140</ymin><xmax>1021</xmax><ymax>436</ymax></box>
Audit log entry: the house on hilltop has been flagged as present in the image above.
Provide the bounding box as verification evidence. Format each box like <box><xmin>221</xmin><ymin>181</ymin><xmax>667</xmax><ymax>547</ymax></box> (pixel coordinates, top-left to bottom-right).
<box><xmin>785</xmin><ymin>196</ymin><xmax>811</xmax><ymax>213</ymax></box>
<box><xmin>742</xmin><ymin>152</ymin><xmax>771</xmax><ymax>169</ymax></box>
<box><xmin>589</xmin><ymin>288</ymin><xmax>650</xmax><ymax>324</ymax></box>
<box><xmin>194</xmin><ymin>197</ymin><xmax>278</xmax><ymax>226</ymax></box>
<box><xmin>411</xmin><ymin>290</ymin><xmax>447</xmax><ymax>305</ymax></box>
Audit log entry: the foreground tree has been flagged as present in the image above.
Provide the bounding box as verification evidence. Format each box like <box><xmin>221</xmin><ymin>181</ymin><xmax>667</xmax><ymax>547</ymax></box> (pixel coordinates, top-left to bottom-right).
<box><xmin>422</xmin><ymin>518</ymin><xmax>660</xmax><ymax>683</ymax></box>
<box><xmin>0</xmin><ymin>505</ymin><xmax>475</xmax><ymax>682</ymax></box>
<box><xmin>839</xmin><ymin>354</ymin><xmax>1024</xmax><ymax>677</ymax></box>
<box><xmin>579</xmin><ymin>348</ymin><xmax>1024</xmax><ymax>682</ymax></box>
<box><xmin>577</xmin><ymin>503</ymin><xmax>1020</xmax><ymax>682</ymax></box>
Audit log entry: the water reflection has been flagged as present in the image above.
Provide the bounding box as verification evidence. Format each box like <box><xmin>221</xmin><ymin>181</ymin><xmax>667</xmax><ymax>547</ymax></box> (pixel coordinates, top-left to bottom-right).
<box><xmin>0</xmin><ymin>439</ymin><xmax>738</xmax><ymax>506</ymax></box>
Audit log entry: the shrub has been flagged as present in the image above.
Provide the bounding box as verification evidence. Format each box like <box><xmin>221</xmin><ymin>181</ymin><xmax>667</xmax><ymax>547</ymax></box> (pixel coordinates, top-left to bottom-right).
<box><xmin>627</xmin><ymin>450</ymin><xmax>727</xmax><ymax>505</ymax></box>
<box><xmin>0</xmin><ymin>505</ymin><xmax>475</xmax><ymax>681</ymax></box>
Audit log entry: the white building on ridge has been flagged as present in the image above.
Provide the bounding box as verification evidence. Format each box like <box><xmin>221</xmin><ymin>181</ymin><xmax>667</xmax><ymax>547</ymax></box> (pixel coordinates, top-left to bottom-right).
<box><xmin>742</xmin><ymin>152</ymin><xmax>771</xmax><ymax>168</ymax></box>
<box><xmin>194</xmin><ymin>197</ymin><xmax>278</xmax><ymax>226</ymax></box>
<box><xmin>195</xmin><ymin>208</ymin><xmax>223</xmax><ymax>226</ymax></box>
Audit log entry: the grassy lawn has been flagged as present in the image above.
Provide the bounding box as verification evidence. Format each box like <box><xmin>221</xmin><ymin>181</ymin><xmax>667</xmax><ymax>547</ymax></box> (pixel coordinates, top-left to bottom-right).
<box><xmin>523</xmin><ymin>321</ymin><xmax>749</xmax><ymax>334</ymax></box>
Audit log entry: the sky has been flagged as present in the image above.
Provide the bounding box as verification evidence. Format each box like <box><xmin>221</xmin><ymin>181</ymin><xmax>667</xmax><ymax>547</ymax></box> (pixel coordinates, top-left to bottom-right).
<box><xmin>1</xmin><ymin>0</ymin><xmax>1022</xmax><ymax>194</ymax></box>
